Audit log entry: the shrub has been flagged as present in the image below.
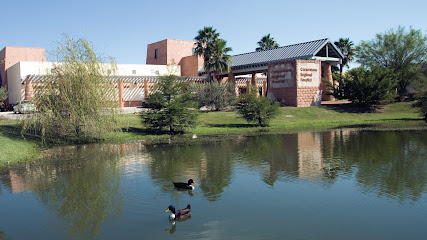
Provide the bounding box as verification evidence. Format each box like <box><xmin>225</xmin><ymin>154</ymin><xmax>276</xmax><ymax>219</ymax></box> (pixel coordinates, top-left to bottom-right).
<box><xmin>236</xmin><ymin>94</ymin><xmax>279</xmax><ymax>127</ymax></box>
<box><xmin>413</xmin><ymin>90</ymin><xmax>427</xmax><ymax>122</ymax></box>
<box><xmin>0</xmin><ymin>88</ymin><xmax>7</xmax><ymax>111</ymax></box>
<box><xmin>331</xmin><ymin>66</ymin><xmax>397</xmax><ymax>106</ymax></box>
<box><xmin>141</xmin><ymin>75</ymin><xmax>199</xmax><ymax>133</ymax></box>
<box><xmin>190</xmin><ymin>81</ymin><xmax>236</xmax><ymax>111</ymax></box>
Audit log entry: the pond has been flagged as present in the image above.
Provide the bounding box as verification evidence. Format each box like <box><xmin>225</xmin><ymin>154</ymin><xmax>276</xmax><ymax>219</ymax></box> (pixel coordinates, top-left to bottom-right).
<box><xmin>1</xmin><ymin>129</ymin><xmax>427</xmax><ymax>239</ymax></box>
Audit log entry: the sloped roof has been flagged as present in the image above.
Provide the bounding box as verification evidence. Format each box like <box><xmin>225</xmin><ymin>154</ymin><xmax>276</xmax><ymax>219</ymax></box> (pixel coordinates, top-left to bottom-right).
<box><xmin>230</xmin><ymin>38</ymin><xmax>343</xmax><ymax>70</ymax></box>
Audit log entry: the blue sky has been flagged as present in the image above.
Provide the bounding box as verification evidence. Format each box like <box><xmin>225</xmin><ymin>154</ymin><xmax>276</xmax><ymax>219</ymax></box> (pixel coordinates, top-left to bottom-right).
<box><xmin>2</xmin><ymin>0</ymin><xmax>426</xmax><ymax>65</ymax></box>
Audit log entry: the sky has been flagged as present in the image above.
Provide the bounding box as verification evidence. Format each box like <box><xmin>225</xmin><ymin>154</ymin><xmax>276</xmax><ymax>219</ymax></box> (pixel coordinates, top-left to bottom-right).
<box><xmin>2</xmin><ymin>0</ymin><xmax>427</xmax><ymax>66</ymax></box>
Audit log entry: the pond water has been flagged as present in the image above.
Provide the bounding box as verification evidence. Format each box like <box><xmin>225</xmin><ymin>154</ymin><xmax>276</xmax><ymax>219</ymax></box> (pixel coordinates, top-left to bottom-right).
<box><xmin>1</xmin><ymin>129</ymin><xmax>427</xmax><ymax>239</ymax></box>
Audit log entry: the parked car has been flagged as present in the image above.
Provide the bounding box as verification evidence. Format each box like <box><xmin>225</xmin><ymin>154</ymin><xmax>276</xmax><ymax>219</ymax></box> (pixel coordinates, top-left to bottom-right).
<box><xmin>13</xmin><ymin>100</ymin><xmax>36</xmax><ymax>114</ymax></box>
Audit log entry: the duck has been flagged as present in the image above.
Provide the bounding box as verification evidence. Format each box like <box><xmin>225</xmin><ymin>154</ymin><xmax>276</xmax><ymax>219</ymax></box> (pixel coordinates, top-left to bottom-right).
<box><xmin>164</xmin><ymin>204</ymin><xmax>191</xmax><ymax>220</ymax></box>
<box><xmin>172</xmin><ymin>179</ymin><xmax>195</xmax><ymax>190</ymax></box>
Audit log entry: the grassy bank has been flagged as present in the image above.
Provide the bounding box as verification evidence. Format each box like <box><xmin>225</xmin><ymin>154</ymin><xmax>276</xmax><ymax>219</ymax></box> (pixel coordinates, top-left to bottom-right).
<box><xmin>1</xmin><ymin>102</ymin><xmax>425</xmax><ymax>167</ymax></box>
<box><xmin>108</xmin><ymin>102</ymin><xmax>425</xmax><ymax>140</ymax></box>
<box><xmin>0</xmin><ymin>118</ymin><xmax>40</xmax><ymax>167</ymax></box>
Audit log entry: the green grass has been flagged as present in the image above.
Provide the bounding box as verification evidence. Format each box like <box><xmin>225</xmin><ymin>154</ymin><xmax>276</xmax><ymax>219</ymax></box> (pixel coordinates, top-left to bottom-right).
<box><xmin>0</xmin><ymin>117</ymin><xmax>41</xmax><ymax>167</ymax></box>
<box><xmin>0</xmin><ymin>102</ymin><xmax>425</xmax><ymax>167</ymax></box>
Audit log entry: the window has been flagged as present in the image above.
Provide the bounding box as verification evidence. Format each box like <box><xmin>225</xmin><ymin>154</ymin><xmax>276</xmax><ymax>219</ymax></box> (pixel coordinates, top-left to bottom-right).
<box><xmin>50</xmin><ymin>68</ymin><xmax>56</xmax><ymax>73</ymax></box>
<box><xmin>192</xmin><ymin>48</ymin><xmax>196</xmax><ymax>55</ymax></box>
<box><xmin>132</xmin><ymin>70</ymin><xmax>136</xmax><ymax>74</ymax></box>
<box><xmin>155</xmin><ymin>49</ymin><xmax>158</xmax><ymax>59</ymax></box>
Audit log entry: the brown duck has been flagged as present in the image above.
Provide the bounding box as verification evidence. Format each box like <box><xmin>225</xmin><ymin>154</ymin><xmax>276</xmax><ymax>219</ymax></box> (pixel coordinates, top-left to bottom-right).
<box><xmin>164</xmin><ymin>204</ymin><xmax>191</xmax><ymax>220</ymax></box>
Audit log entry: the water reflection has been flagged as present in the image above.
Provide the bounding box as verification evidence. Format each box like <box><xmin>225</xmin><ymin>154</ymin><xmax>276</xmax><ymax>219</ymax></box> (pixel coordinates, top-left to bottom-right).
<box><xmin>1</xmin><ymin>144</ymin><xmax>125</xmax><ymax>239</ymax></box>
<box><xmin>326</xmin><ymin>130</ymin><xmax>427</xmax><ymax>201</ymax></box>
<box><xmin>1</xmin><ymin>129</ymin><xmax>426</xmax><ymax>239</ymax></box>
<box><xmin>142</xmin><ymin>130</ymin><xmax>427</xmax><ymax>201</ymax></box>
<box><xmin>0</xmin><ymin>230</ymin><xmax>8</xmax><ymax>240</ymax></box>
<box><xmin>2</xmin><ymin>130</ymin><xmax>426</xmax><ymax>204</ymax></box>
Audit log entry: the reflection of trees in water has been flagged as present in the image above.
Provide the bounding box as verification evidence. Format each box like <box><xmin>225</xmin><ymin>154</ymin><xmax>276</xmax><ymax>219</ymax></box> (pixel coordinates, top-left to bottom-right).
<box><xmin>198</xmin><ymin>141</ymin><xmax>234</xmax><ymax>201</ymax></box>
<box><xmin>321</xmin><ymin>130</ymin><xmax>352</xmax><ymax>179</ymax></box>
<box><xmin>233</xmin><ymin>135</ymin><xmax>299</xmax><ymax>186</ymax></box>
<box><xmin>3</xmin><ymin>145</ymin><xmax>124</xmax><ymax>239</ymax></box>
<box><xmin>147</xmin><ymin>144</ymin><xmax>203</xmax><ymax>185</ymax></box>
<box><xmin>146</xmin><ymin>141</ymin><xmax>234</xmax><ymax>201</ymax></box>
<box><xmin>326</xmin><ymin>130</ymin><xmax>427</xmax><ymax>202</ymax></box>
<box><xmin>0</xmin><ymin>230</ymin><xmax>7</xmax><ymax>240</ymax></box>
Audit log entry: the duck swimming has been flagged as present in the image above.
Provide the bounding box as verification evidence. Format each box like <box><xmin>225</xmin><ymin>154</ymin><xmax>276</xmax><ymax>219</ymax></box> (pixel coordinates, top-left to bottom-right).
<box><xmin>173</xmin><ymin>179</ymin><xmax>195</xmax><ymax>190</ymax></box>
<box><xmin>164</xmin><ymin>204</ymin><xmax>191</xmax><ymax>220</ymax></box>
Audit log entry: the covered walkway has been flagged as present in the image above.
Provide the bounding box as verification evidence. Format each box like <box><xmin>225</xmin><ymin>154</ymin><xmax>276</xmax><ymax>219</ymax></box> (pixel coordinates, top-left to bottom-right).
<box><xmin>200</xmin><ymin>38</ymin><xmax>344</xmax><ymax>103</ymax></box>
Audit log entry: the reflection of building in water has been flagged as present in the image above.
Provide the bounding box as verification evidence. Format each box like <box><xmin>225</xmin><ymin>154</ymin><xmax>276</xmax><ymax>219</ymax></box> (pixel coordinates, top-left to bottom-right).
<box><xmin>264</xmin><ymin>131</ymin><xmax>355</xmax><ymax>183</ymax></box>
<box><xmin>117</xmin><ymin>143</ymin><xmax>152</xmax><ymax>167</ymax></box>
<box><xmin>9</xmin><ymin>170</ymin><xmax>33</xmax><ymax>193</ymax></box>
<box><xmin>297</xmin><ymin>132</ymin><xmax>323</xmax><ymax>178</ymax></box>
<box><xmin>4</xmin><ymin>143</ymin><xmax>140</xmax><ymax>194</ymax></box>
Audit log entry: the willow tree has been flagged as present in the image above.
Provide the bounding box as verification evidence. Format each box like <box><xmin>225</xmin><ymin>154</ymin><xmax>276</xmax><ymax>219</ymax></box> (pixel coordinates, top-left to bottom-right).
<box><xmin>22</xmin><ymin>35</ymin><xmax>119</xmax><ymax>143</ymax></box>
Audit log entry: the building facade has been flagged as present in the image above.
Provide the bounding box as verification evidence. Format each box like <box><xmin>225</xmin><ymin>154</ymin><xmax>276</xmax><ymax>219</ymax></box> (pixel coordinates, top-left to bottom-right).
<box><xmin>2</xmin><ymin>38</ymin><xmax>343</xmax><ymax>108</ymax></box>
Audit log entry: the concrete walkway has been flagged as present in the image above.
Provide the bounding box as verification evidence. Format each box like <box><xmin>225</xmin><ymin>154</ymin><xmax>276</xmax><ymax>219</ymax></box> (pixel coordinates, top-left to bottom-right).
<box><xmin>0</xmin><ymin>107</ymin><xmax>145</xmax><ymax>120</ymax></box>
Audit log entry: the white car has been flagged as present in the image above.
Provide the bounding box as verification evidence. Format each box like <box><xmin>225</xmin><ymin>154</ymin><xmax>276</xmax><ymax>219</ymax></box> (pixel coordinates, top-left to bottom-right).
<box><xmin>13</xmin><ymin>100</ymin><xmax>36</xmax><ymax>114</ymax></box>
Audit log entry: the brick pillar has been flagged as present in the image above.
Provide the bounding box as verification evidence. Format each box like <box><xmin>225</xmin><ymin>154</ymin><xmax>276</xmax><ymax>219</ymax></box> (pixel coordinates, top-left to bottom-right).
<box><xmin>262</xmin><ymin>80</ymin><xmax>267</xmax><ymax>96</ymax></box>
<box><xmin>266</xmin><ymin>70</ymin><xmax>270</xmax><ymax>97</ymax></box>
<box><xmin>228</xmin><ymin>72</ymin><xmax>237</xmax><ymax>95</ymax></box>
<box><xmin>228</xmin><ymin>72</ymin><xmax>235</xmax><ymax>84</ymax></box>
<box><xmin>321</xmin><ymin>63</ymin><xmax>334</xmax><ymax>101</ymax></box>
<box><xmin>144</xmin><ymin>79</ymin><xmax>149</xmax><ymax>99</ymax></box>
<box><xmin>251</xmin><ymin>73</ymin><xmax>258</xmax><ymax>96</ymax></box>
<box><xmin>246</xmin><ymin>80</ymin><xmax>251</xmax><ymax>94</ymax></box>
<box><xmin>118</xmin><ymin>79</ymin><xmax>124</xmax><ymax>108</ymax></box>
<box><xmin>24</xmin><ymin>77</ymin><xmax>33</xmax><ymax>100</ymax></box>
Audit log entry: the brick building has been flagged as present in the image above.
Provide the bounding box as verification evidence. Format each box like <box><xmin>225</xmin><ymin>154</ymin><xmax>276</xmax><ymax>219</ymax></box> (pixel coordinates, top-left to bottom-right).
<box><xmin>147</xmin><ymin>38</ymin><xmax>344</xmax><ymax>107</ymax></box>
<box><xmin>2</xmin><ymin>38</ymin><xmax>343</xmax><ymax>108</ymax></box>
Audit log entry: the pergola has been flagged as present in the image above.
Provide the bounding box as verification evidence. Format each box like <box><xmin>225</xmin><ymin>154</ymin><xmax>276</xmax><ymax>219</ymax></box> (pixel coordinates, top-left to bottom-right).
<box><xmin>21</xmin><ymin>74</ymin><xmax>267</xmax><ymax>107</ymax></box>
<box><xmin>22</xmin><ymin>75</ymin><xmax>207</xmax><ymax>107</ymax></box>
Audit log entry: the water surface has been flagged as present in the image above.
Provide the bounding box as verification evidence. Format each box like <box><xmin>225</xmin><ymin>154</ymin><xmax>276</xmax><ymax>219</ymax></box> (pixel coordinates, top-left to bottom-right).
<box><xmin>1</xmin><ymin>129</ymin><xmax>427</xmax><ymax>239</ymax></box>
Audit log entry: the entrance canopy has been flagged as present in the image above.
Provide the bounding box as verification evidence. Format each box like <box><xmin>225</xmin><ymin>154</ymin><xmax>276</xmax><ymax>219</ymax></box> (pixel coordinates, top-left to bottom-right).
<box><xmin>199</xmin><ymin>38</ymin><xmax>344</xmax><ymax>76</ymax></box>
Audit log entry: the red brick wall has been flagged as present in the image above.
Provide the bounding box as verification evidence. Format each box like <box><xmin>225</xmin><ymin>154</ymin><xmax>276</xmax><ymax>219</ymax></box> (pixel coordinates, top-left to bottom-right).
<box><xmin>166</xmin><ymin>39</ymin><xmax>196</xmax><ymax>65</ymax></box>
<box><xmin>181</xmin><ymin>54</ymin><xmax>203</xmax><ymax>76</ymax></box>
<box><xmin>0</xmin><ymin>46</ymin><xmax>45</xmax><ymax>91</ymax></box>
<box><xmin>146</xmin><ymin>39</ymin><xmax>198</xmax><ymax>74</ymax></box>
<box><xmin>146</xmin><ymin>40</ymin><xmax>168</xmax><ymax>65</ymax></box>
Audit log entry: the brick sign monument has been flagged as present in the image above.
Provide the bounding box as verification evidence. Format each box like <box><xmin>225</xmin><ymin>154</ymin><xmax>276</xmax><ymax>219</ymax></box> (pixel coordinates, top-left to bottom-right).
<box><xmin>267</xmin><ymin>60</ymin><xmax>322</xmax><ymax>107</ymax></box>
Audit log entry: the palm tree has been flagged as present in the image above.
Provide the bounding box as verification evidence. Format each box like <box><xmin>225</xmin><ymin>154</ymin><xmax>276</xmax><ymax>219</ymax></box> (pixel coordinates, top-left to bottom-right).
<box><xmin>204</xmin><ymin>39</ymin><xmax>232</xmax><ymax>81</ymax></box>
<box><xmin>195</xmin><ymin>27</ymin><xmax>232</xmax><ymax>81</ymax></box>
<box><xmin>334</xmin><ymin>38</ymin><xmax>354</xmax><ymax>75</ymax></box>
<box><xmin>256</xmin><ymin>34</ymin><xmax>280</xmax><ymax>51</ymax></box>
<box><xmin>194</xmin><ymin>27</ymin><xmax>219</xmax><ymax>62</ymax></box>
